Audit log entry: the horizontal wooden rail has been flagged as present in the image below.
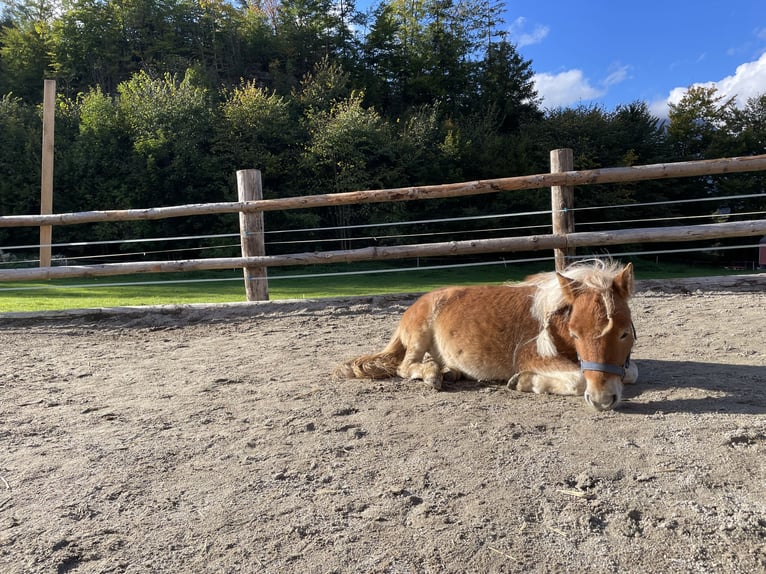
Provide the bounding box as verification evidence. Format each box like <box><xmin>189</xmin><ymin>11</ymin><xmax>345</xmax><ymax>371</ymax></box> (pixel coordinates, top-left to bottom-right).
<box><xmin>2</xmin><ymin>154</ymin><xmax>765</xmax><ymax>228</ymax></box>
<box><xmin>2</xmin><ymin>220</ymin><xmax>764</xmax><ymax>282</ymax></box>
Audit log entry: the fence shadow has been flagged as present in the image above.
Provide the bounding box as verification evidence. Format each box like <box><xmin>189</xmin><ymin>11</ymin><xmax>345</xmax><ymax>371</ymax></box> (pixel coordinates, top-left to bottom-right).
<box><xmin>619</xmin><ymin>358</ymin><xmax>766</xmax><ymax>415</ymax></box>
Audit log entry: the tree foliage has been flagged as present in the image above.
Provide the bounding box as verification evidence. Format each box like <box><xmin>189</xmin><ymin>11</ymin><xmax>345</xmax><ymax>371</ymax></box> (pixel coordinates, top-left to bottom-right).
<box><xmin>0</xmin><ymin>0</ymin><xmax>763</xmax><ymax>264</ymax></box>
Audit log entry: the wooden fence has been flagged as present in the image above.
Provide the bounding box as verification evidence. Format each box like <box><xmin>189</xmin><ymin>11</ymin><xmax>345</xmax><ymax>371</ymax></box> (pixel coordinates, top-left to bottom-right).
<box><xmin>1</xmin><ymin>150</ymin><xmax>766</xmax><ymax>301</ymax></box>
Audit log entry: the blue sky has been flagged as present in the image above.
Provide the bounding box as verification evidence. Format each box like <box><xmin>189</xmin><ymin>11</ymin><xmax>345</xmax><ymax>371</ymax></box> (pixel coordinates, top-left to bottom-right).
<box><xmin>358</xmin><ymin>1</ymin><xmax>766</xmax><ymax>119</ymax></box>
<box><xmin>504</xmin><ymin>0</ymin><xmax>766</xmax><ymax>117</ymax></box>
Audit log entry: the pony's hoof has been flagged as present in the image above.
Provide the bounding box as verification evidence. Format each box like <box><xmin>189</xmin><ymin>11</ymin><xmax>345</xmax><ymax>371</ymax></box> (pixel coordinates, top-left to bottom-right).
<box><xmin>623</xmin><ymin>361</ymin><xmax>639</xmax><ymax>384</ymax></box>
<box><xmin>509</xmin><ymin>372</ymin><xmax>535</xmax><ymax>392</ymax></box>
<box><xmin>425</xmin><ymin>374</ymin><xmax>444</xmax><ymax>391</ymax></box>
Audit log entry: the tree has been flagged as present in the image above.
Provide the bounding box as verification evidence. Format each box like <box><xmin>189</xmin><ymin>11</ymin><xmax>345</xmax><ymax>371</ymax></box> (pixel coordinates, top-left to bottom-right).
<box><xmin>415</xmin><ymin>0</ymin><xmax>474</xmax><ymax>113</ymax></box>
<box><xmin>472</xmin><ymin>38</ymin><xmax>540</xmax><ymax>131</ymax></box>
<box><xmin>304</xmin><ymin>90</ymin><xmax>386</xmax><ymax>192</ymax></box>
<box><xmin>609</xmin><ymin>102</ymin><xmax>665</xmax><ymax>165</ymax></box>
<box><xmin>292</xmin><ymin>55</ymin><xmax>352</xmax><ymax>114</ymax></box>
<box><xmin>358</xmin><ymin>1</ymin><xmax>404</xmax><ymax>111</ymax></box>
<box><xmin>0</xmin><ymin>93</ymin><xmax>39</xmax><ymax>214</ymax></box>
<box><xmin>535</xmin><ymin>104</ymin><xmax>613</xmax><ymax>170</ymax></box>
<box><xmin>530</xmin><ymin>103</ymin><xmax>671</xmax><ymax>236</ymax></box>
<box><xmin>302</xmin><ymin>87</ymin><xmax>392</xmax><ymax>247</ymax></box>
<box><xmin>217</xmin><ymin>78</ymin><xmax>299</xmax><ymax>200</ymax></box>
<box><xmin>666</xmin><ymin>85</ymin><xmax>736</xmax><ymax>160</ymax></box>
<box><xmin>50</xmin><ymin>0</ymin><xmax>126</xmax><ymax>96</ymax></box>
<box><xmin>394</xmin><ymin>102</ymin><xmax>449</xmax><ymax>183</ymax></box>
<box><xmin>270</xmin><ymin>0</ymin><xmax>352</xmax><ymax>93</ymax></box>
<box><xmin>727</xmin><ymin>93</ymin><xmax>766</xmax><ymax>156</ymax></box>
<box><xmin>116</xmin><ymin>69</ymin><xmax>222</xmax><ymax>213</ymax></box>
<box><xmin>0</xmin><ymin>0</ymin><xmax>58</xmax><ymax>101</ymax></box>
<box><xmin>56</xmin><ymin>86</ymin><xmax>136</xmax><ymax>211</ymax></box>
<box><xmin>233</xmin><ymin>0</ymin><xmax>280</xmax><ymax>83</ymax></box>
<box><xmin>474</xmin><ymin>0</ymin><xmax>506</xmax><ymax>53</ymax></box>
<box><xmin>707</xmin><ymin>94</ymin><xmax>766</xmax><ymax>221</ymax></box>
<box><xmin>663</xmin><ymin>85</ymin><xmax>742</xmax><ymax>239</ymax></box>
<box><xmin>360</xmin><ymin>0</ymin><xmax>487</xmax><ymax>116</ymax></box>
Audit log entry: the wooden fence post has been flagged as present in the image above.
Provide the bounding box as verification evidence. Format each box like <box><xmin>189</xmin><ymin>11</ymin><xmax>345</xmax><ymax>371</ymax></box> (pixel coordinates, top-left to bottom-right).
<box><xmin>550</xmin><ymin>148</ymin><xmax>575</xmax><ymax>271</ymax></box>
<box><xmin>40</xmin><ymin>79</ymin><xmax>56</xmax><ymax>268</ymax></box>
<box><xmin>237</xmin><ymin>169</ymin><xmax>268</xmax><ymax>301</ymax></box>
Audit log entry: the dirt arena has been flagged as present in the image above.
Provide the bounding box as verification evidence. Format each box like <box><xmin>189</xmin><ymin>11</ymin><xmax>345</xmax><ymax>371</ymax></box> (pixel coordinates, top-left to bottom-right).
<box><xmin>0</xmin><ymin>277</ymin><xmax>764</xmax><ymax>573</ymax></box>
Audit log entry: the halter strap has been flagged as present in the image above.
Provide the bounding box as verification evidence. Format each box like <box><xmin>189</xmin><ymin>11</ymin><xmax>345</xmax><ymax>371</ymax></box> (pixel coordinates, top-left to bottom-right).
<box><xmin>576</xmin><ymin>322</ymin><xmax>636</xmax><ymax>380</ymax></box>
<box><xmin>579</xmin><ymin>357</ymin><xmax>630</xmax><ymax>378</ymax></box>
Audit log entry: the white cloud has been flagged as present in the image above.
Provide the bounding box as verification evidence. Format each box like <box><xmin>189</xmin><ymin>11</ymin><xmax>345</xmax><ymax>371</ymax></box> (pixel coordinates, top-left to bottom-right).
<box><xmin>534</xmin><ymin>70</ymin><xmax>604</xmax><ymax>108</ymax></box>
<box><xmin>710</xmin><ymin>51</ymin><xmax>766</xmax><ymax>103</ymax></box>
<box><xmin>602</xmin><ymin>65</ymin><xmax>631</xmax><ymax>88</ymax></box>
<box><xmin>648</xmin><ymin>97</ymin><xmax>671</xmax><ymax>119</ymax></box>
<box><xmin>650</xmin><ymin>51</ymin><xmax>766</xmax><ymax>118</ymax></box>
<box><xmin>509</xmin><ymin>17</ymin><xmax>549</xmax><ymax>48</ymax></box>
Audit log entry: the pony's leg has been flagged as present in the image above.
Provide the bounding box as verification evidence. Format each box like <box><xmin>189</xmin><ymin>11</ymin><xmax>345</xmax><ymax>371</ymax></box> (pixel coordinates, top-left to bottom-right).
<box><xmin>397</xmin><ymin>350</ymin><xmax>444</xmax><ymax>390</ymax></box>
<box><xmin>509</xmin><ymin>368</ymin><xmax>585</xmax><ymax>396</ymax></box>
<box><xmin>624</xmin><ymin>361</ymin><xmax>639</xmax><ymax>384</ymax></box>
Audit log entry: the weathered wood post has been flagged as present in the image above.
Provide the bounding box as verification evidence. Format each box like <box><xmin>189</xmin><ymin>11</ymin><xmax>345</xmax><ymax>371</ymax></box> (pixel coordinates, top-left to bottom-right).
<box><xmin>40</xmin><ymin>79</ymin><xmax>56</xmax><ymax>268</ymax></box>
<box><xmin>550</xmin><ymin>148</ymin><xmax>575</xmax><ymax>272</ymax></box>
<box><xmin>237</xmin><ymin>169</ymin><xmax>268</xmax><ymax>301</ymax></box>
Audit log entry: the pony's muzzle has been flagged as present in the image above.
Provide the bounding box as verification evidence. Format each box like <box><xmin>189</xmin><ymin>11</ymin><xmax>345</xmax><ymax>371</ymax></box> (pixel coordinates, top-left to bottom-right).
<box><xmin>583</xmin><ymin>374</ymin><xmax>623</xmax><ymax>411</ymax></box>
<box><xmin>584</xmin><ymin>390</ymin><xmax>619</xmax><ymax>411</ymax></box>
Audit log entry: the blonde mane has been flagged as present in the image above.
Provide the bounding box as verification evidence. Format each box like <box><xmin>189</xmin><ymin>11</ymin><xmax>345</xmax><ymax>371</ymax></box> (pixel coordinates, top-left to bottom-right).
<box><xmin>522</xmin><ymin>259</ymin><xmax>628</xmax><ymax>357</ymax></box>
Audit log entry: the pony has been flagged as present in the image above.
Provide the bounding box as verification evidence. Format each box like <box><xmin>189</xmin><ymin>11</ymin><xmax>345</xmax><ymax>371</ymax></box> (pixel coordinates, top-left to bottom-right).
<box><xmin>334</xmin><ymin>259</ymin><xmax>638</xmax><ymax>410</ymax></box>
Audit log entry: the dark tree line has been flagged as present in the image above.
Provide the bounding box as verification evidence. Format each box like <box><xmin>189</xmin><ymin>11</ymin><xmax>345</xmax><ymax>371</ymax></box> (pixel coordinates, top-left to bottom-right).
<box><xmin>1</xmin><ymin>0</ymin><xmax>764</xmax><ymax>262</ymax></box>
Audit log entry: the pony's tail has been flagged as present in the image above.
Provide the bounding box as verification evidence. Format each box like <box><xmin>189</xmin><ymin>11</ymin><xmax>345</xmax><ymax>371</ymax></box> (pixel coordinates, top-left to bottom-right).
<box><xmin>333</xmin><ymin>329</ymin><xmax>406</xmax><ymax>380</ymax></box>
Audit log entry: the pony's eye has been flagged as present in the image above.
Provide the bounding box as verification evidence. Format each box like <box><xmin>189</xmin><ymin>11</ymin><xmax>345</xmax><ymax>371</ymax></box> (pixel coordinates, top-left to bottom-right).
<box><xmin>570</xmin><ymin>332</ymin><xmax>579</xmax><ymax>340</ymax></box>
<box><xmin>620</xmin><ymin>330</ymin><xmax>630</xmax><ymax>340</ymax></box>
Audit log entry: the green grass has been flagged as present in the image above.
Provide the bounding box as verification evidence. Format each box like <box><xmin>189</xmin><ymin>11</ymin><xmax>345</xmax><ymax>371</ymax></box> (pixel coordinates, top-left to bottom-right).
<box><xmin>0</xmin><ymin>263</ymin><xmax>536</xmax><ymax>313</ymax></box>
<box><xmin>0</xmin><ymin>259</ymin><xmax>760</xmax><ymax>313</ymax></box>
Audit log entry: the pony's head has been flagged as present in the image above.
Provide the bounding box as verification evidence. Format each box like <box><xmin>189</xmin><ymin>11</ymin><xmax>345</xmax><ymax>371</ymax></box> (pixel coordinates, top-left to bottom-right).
<box><xmin>557</xmin><ymin>262</ymin><xmax>636</xmax><ymax>411</ymax></box>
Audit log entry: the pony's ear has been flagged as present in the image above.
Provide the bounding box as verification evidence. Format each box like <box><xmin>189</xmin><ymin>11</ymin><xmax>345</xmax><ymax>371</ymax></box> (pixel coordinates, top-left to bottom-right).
<box><xmin>613</xmin><ymin>262</ymin><xmax>634</xmax><ymax>298</ymax></box>
<box><xmin>556</xmin><ymin>272</ymin><xmax>582</xmax><ymax>304</ymax></box>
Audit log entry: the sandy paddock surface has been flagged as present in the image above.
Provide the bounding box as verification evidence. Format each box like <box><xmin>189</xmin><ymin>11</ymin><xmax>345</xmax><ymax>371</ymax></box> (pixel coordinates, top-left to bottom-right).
<box><xmin>0</xmin><ymin>279</ymin><xmax>764</xmax><ymax>574</ymax></box>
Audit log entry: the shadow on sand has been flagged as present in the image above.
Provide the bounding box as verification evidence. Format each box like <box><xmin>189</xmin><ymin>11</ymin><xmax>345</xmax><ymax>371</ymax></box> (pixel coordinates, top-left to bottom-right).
<box><xmin>619</xmin><ymin>358</ymin><xmax>766</xmax><ymax>415</ymax></box>
<box><xmin>439</xmin><ymin>359</ymin><xmax>765</xmax><ymax>416</ymax></box>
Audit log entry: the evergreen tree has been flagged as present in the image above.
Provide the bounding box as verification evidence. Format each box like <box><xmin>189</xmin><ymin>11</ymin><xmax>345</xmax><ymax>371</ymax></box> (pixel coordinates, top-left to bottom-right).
<box><xmin>472</xmin><ymin>38</ymin><xmax>540</xmax><ymax>131</ymax></box>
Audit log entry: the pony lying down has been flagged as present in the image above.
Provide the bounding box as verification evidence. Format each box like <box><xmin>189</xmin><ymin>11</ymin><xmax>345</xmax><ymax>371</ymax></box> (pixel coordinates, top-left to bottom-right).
<box><xmin>335</xmin><ymin>259</ymin><xmax>638</xmax><ymax>411</ymax></box>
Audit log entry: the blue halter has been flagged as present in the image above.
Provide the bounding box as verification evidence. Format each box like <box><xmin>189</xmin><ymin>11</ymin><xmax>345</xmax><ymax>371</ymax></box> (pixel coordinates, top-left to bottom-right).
<box><xmin>577</xmin><ymin>322</ymin><xmax>636</xmax><ymax>379</ymax></box>
<box><xmin>578</xmin><ymin>356</ymin><xmax>631</xmax><ymax>379</ymax></box>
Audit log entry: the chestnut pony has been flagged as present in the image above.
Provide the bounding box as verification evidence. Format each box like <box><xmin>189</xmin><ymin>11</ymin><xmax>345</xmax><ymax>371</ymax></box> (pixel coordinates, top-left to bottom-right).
<box><xmin>334</xmin><ymin>260</ymin><xmax>638</xmax><ymax>410</ymax></box>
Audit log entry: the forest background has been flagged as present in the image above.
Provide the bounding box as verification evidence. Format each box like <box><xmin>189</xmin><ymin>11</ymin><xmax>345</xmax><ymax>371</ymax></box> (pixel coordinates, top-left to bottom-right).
<box><xmin>1</xmin><ymin>0</ymin><xmax>765</xmax><ymax>266</ymax></box>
